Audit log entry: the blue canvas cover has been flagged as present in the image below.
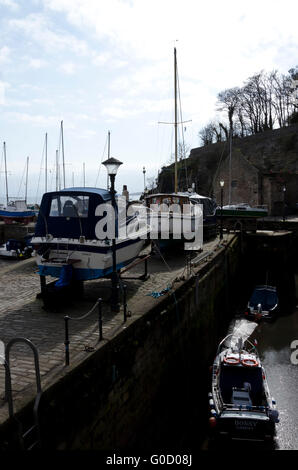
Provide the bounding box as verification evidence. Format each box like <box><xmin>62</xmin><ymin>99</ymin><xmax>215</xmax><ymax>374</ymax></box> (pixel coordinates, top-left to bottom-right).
<box><xmin>249</xmin><ymin>286</ymin><xmax>278</xmax><ymax>311</ymax></box>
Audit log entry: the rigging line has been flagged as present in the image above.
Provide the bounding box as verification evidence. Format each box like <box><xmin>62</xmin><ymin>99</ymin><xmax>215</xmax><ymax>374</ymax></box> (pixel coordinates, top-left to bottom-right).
<box><xmin>16</xmin><ymin>160</ymin><xmax>27</xmax><ymax>198</ymax></box>
<box><xmin>94</xmin><ymin>133</ymin><xmax>109</xmax><ymax>187</ymax></box>
<box><xmin>35</xmin><ymin>135</ymin><xmax>46</xmax><ymax>204</ymax></box>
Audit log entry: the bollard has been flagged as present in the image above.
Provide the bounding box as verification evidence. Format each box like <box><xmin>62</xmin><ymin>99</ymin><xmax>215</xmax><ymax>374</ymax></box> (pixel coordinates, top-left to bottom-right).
<box><xmin>64</xmin><ymin>315</ymin><xmax>70</xmax><ymax>366</ymax></box>
<box><xmin>98</xmin><ymin>298</ymin><xmax>103</xmax><ymax>341</ymax></box>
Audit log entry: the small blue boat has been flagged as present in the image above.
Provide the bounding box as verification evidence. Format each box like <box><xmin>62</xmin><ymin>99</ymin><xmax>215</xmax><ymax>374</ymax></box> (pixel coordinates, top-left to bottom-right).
<box><xmin>244</xmin><ymin>285</ymin><xmax>279</xmax><ymax>321</ymax></box>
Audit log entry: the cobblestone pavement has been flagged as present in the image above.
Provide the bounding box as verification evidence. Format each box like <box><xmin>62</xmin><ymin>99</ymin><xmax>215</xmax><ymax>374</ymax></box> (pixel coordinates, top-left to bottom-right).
<box><xmin>0</xmin><ymin>237</ymin><xmax>223</xmax><ymax>421</ymax></box>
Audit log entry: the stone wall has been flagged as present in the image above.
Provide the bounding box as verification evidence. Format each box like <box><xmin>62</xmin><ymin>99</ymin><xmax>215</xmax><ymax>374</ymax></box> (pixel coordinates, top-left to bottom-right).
<box><xmin>0</xmin><ymin>236</ymin><xmax>240</xmax><ymax>451</ymax></box>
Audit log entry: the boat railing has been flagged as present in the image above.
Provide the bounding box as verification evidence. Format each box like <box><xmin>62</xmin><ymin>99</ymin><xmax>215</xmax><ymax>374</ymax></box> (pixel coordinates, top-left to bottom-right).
<box><xmin>216</xmin><ymin>333</ymin><xmax>258</xmax><ymax>356</ymax></box>
<box><xmin>222</xmin><ymin>403</ymin><xmax>269</xmax><ymax>414</ymax></box>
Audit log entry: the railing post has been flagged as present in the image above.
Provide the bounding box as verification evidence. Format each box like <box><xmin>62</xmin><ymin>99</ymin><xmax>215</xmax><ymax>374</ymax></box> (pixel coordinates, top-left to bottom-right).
<box><xmin>64</xmin><ymin>315</ymin><xmax>70</xmax><ymax>366</ymax></box>
<box><xmin>98</xmin><ymin>298</ymin><xmax>103</xmax><ymax>341</ymax></box>
<box><xmin>123</xmin><ymin>284</ymin><xmax>127</xmax><ymax>323</ymax></box>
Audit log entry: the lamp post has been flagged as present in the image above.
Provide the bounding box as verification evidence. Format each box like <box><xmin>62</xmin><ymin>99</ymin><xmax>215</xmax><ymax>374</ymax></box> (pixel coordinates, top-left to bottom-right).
<box><xmin>282</xmin><ymin>185</ymin><xmax>286</xmax><ymax>222</ymax></box>
<box><xmin>220</xmin><ymin>180</ymin><xmax>224</xmax><ymax>240</ymax></box>
<box><xmin>102</xmin><ymin>156</ymin><xmax>123</xmax><ymax>312</ymax></box>
<box><xmin>143</xmin><ymin>166</ymin><xmax>146</xmax><ymax>192</ymax></box>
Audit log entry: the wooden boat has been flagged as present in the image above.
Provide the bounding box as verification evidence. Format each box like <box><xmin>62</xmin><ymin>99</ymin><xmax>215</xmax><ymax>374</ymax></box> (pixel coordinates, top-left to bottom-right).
<box><xmin>244</xmin><ymin>285</ymin><xmax>278</xmax><ymax>321</ymax></box>
<box><xmin>209</xmin><ymin>334</ymin><xmax>279</xmax><ymax>441</ymax></box>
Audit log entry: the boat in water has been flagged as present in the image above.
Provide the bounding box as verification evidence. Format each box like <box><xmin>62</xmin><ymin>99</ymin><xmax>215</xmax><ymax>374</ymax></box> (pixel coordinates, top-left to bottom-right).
<box><xmin>208</xmin><ymin>334</ymin><xmax>279</xmax><ymax>442</ymax></box>
<box><xmin>31</xmin><ymin>187</ymin><xmax>149</xmax><ymax>282</ymax></box>
<box><xmin>244</xmin><ymin>285</ymin><xmax>279</xmax><ymax>321</ymax></box>
<box><xmin>216</xmin><ymin>203</ymin><xmax>268</xmax><ymax>218</ymax></box>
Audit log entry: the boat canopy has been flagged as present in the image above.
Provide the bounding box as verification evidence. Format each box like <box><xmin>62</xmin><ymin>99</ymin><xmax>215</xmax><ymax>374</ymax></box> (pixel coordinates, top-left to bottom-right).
<box><xmin>35</xmin><ymin>187</ymin><xmax>112</xmax><ymax>240</ymax></box>
<box><xmin>249</xmin><ymin>286</ymin><xmax>278</xmax><ymax>310</ymax></box>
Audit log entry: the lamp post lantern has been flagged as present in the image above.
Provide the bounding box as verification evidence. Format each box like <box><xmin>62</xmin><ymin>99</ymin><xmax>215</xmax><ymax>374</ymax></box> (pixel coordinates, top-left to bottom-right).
<box><xmin>102</xmin><ymin>157</ymin><xmax>123</xmax><ymax>312</ymax></box>
<box><xmin>220</xmin><ymin>180</ymin><xmax>224</xmax><ymax>240</ymax></box>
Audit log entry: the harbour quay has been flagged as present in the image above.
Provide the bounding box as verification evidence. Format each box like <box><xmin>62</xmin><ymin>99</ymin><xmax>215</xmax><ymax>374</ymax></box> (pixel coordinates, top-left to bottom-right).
<box><xmin>0</xmin><ymin>233</ymin><xmax>241</xmax><ymax>450</ymax></box>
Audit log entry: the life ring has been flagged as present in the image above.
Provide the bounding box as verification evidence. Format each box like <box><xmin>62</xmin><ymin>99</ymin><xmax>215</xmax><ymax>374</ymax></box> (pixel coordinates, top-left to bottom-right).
<box><xmin>223</xmin><ymin>356</ymin><xmax>240</xmax><ymax>365</ymax></box>
<box><xmin>241</xmin><ymin>358</ymin><xmax>259</xmax><ymax>367</ymax></box>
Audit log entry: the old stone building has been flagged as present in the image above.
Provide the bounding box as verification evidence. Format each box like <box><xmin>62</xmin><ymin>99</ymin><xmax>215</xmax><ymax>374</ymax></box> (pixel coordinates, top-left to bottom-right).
<box><xmin>157</xmin><ymin>124</ymin><xmax>298</xmax><ymax>216</ymax></box>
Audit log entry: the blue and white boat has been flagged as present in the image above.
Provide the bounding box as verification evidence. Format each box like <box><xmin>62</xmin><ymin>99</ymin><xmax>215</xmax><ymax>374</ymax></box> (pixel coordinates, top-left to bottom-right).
<box><xmin>31</xmin><ymin>187</ymin><xmax>149</xmax><ymax>282</ymax></box>
<box><xmin>0</xmin><ymin>200</ymin><xmax>36</xmax><ymax>224</ymax></box>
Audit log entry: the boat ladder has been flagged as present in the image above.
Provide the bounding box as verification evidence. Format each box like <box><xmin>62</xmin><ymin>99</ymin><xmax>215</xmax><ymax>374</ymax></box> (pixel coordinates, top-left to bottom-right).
<box><xmin>4</xmin><ymin>338</ymin><xmax>42</xmax><ymax>450</ymax></box>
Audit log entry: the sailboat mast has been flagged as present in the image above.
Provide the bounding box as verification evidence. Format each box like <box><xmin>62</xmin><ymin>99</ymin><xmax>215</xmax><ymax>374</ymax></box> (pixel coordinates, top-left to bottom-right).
<box><xmin>56</xmin><ymin>149</ymin><xmax>59</xmax><ymax>191</ymax></box>
<box><xmin>25</xmin><ymin>156</ymin><xmax>29</xmax><ymax>203</ymax></box>
<box><xmin>174</xmin><ymin>47</ymin><xmax>178</xmax><ymax>193</ymax></box>
<box><xmin>228</xmin><ymin>125</ymin><xmax>232</xmax><ymax>204</ymax></box>
<box><xmin>45</xmin><ymin>132</ymin><xmax>48</xmax><ymax>193</ymax></box>
<box><xmin>61</xmin><ymin>120</ymin><xmax>66</xmax><ymax>188</ymax></box>
<box><xmin>3</xmin><ymin>142</ymin><xmax>8</xmax><ymax>206</ymax></box>
<box><xmin>107</xmin><ymin>130</ymin><xmax>110</xmax><ymax>190</ymax></box>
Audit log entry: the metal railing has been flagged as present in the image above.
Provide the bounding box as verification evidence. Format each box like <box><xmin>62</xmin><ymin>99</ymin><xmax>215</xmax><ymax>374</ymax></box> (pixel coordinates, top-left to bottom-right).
<box><xmin>4</xmin><ymin>338</ymin><xmax>42</xmax><ymax>450</ymax></box>
<box><xmin>64</xmin><ymin>298</ymin><xmax>103</xmax><ymax>366</ymax></box>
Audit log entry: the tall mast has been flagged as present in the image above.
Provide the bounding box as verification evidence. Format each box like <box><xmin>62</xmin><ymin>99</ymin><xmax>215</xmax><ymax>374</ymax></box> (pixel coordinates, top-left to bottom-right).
<box><xmin>61</xmin><ymin>120</ymin><xmax>65</xmax><ymax>188</ymax></box>
<box><xmin>3</xmin><ymin>142</ymin><xmax>8</xmax><ymax>206</ymax></box>
<box><xmin>83</xmin><ymin>162</ymin><xmax>85</xmax><ymax>188</ymax></box>
<box><xmin>107</xmin><ymin>130</ymin><xmax>110</xmax><ymax>190</ymax></box>
<box><xmin>174</xmin><ymin>47</ymin><xmax>178</xmax><ymax>193</ymax></box>
<box><xmin>229</xmin><ymin>124</ymin><xmax>232</xmax><ymax>205</ymax></box>
<box><xmin>45</xmin><ymin>132</ymin><xmax>48</xmax><ymax>193</ymax></box>
<box><xmin>56</xmin><ymin>149</ymin><xmax>59</xmax><ymax>191</ymax></box>
<box><xmin>25</xmin><ymin>156</ymin><xmax>29</xmax><ymax>203</ymax></box>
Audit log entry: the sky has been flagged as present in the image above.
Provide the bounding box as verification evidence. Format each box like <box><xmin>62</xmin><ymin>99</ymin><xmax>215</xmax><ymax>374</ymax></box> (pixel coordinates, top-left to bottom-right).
<box><xmin>0</xmin><ymin>0</ymin><xmax>298</xmax><ymax>203</ymax></box>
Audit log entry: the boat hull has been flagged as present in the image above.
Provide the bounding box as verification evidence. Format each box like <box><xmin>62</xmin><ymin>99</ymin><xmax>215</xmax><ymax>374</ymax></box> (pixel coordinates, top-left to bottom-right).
<box><xmin>33</xmin><ymin>237</ymin><xmax>146</xmax><ymax>281</ymax></box>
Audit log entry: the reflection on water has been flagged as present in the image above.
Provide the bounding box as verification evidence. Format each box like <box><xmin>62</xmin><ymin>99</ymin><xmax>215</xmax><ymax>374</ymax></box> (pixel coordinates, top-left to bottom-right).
<box><xmin>254</xmin><ymin>308</ymin><xmax>298</xmax><ymax>450</ymax></box>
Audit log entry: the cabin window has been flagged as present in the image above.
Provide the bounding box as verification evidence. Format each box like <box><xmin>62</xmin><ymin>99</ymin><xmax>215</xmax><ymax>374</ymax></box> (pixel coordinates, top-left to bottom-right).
<box><xmin>49</xmin><ymin>195</ymin><xmax>89</xmax><ymax>218</ymax></box>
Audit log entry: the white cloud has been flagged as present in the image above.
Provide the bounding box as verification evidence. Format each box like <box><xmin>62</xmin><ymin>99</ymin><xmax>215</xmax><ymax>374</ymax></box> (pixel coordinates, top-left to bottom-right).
<box><xmin>60</xmin><ymin>62</ymin><xmax>76</xmax><ymax>74</ymax></box>
<box><xmin>27</xmin><ymin>58</ymin><xmax>48</xmax><ymax>69</ymax></box>
<box><xmin>0</xmin><ymin>46</ymin><xmax>10</xmax><ymax>64</ymax></box>
<box><xmin>0</xmin><ymin>0</ymin><xmax>18</xmax><ymax>10</ymax></box>
<box><xmin>9</xmin><ymin>13</ymin><xmax>90</xmax><ymax>56</ymax></box>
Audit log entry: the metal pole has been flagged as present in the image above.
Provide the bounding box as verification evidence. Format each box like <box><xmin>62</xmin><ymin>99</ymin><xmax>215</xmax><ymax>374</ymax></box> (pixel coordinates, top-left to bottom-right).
<box><xmin>143</xmin><ymin>166</ymin><xmax>146</xmax><ymax>192</ymax></box>
<box><xmin>45</xmin><ymin>133</ymin><xmax>47</xmax><ymax>193</ymax></box>
<box><xmin>110</xmin><ymin>174</ymin><xmax>120</xmax><ymax>312</ymax></box>
<box><xmin>3</xmin><ymin>142</ymin><xmax>9</xmax><ymax>206</ymax></box>
<box><xmin>229</xmin><ymin>125</ymin><xmax>232</xmax><ymax>205</ymax></box>
<box><xmin>220</xmin><ymin>187</ymin><xmax>224</xmax><ymax>240</ymax></box>
<box><xmin>61</xmin><ymin>120</ymin><xmax>66</xmax><ymax>189</ymax></box>
<box><xmin>25</xmin><ymin>156</ymin><xmax>29</xmax><ymax>203</ymax></box>
<box><xmin>174</xmin><ymin>47</ymin><xmax>178</xmax><ymax>193</ymax></box>
<box><xmin>123</xmin><ymin>284</ymin><xmax>127</xmax><ymax>322</ymax></box>
<box><xmin>64</xmin><ymin>315</ymin><xmax>70</xmax><ymax>366</ymax></box>
<box><xmin>98</xmin><ymin>298</ymin><xmax>103</xmax><ymax>341</ymax></box>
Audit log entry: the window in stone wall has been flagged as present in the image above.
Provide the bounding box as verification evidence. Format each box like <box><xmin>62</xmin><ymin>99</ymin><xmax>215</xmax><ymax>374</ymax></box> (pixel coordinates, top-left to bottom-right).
<box><xmin>231</xmin><ymin>180</ymin><xmax>238</xmax><ymax>188</ymax></box>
